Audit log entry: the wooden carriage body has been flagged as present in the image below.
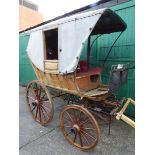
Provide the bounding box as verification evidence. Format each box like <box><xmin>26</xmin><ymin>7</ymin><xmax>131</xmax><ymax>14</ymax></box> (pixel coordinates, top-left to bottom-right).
<box><xmin>32</xmin><ymin>63</ymin><xmax>108</xmax><ymax>100</ymax></box>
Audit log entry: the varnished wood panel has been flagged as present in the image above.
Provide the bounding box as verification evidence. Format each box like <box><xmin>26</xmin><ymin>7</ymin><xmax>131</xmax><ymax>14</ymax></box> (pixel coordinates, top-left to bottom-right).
<box><xmin>45</xmin><ymin>62</ymin><xmax>58</xmax><ymax>70</ymax></box>
<box><xmin>76</xmin><ymin>75</ymin><xmax>100</xmax><ymax>92</ymax></box>
<box><xmin>33</xmin><ymin>65</ymin><xmax>78</xmax><ymax>92</ymax></box>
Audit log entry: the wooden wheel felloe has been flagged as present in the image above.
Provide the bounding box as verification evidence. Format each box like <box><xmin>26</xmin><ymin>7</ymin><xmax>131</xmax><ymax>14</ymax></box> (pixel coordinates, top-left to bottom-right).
<box><xmin>26</xmin><ymin>80</ymin><xmax>54</xmax><ymax>126</ymax></box>
<box><xmin>60</xmin><ymin>105</ymin><xmax>100</xmax><ymax>151</ymax></box>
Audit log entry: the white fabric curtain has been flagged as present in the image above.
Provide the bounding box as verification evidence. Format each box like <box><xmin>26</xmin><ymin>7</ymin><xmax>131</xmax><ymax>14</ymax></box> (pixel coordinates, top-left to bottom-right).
<box><xmin>26</xmin><ymin>30</ymin><xmax>44</xmax><ymax>71</ymax></box>
<box><xmin>58</xmin><ymin>13</ymin><xmax>101</xmax><ymax>74</ymax></box>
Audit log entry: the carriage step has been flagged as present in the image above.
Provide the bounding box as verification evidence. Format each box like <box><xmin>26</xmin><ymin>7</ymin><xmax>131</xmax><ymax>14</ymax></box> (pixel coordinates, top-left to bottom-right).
<box><xmin>84</xmin><ymin>88</ymin><xmax>108</xmax><ymax>97</ymax></box>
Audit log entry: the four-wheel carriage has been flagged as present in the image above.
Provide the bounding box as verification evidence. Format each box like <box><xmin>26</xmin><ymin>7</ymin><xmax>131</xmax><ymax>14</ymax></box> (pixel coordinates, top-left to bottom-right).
<box><xmin>25</xmin><ymin>8</ymin><xmax>129</xmax><ymax>150</ymax></box>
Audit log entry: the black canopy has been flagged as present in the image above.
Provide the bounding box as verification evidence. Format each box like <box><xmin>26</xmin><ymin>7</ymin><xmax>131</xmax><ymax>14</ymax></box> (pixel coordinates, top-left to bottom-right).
<box><xmin>91</xmin><ymin>9</ymin><xmax>127</xmax><ymax>35</ymax></box>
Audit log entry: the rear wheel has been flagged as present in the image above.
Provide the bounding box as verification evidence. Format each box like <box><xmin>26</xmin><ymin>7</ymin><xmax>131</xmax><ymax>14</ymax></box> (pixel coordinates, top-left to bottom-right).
<box><xmin>26</xmin><ymin>80</ymin><xmax>54</xmax><ymax>126</ymax></box>
<box><xmin>60</xmin><ymin>105</ymin><xmax>100</xmax><ymax>151</ymax></box>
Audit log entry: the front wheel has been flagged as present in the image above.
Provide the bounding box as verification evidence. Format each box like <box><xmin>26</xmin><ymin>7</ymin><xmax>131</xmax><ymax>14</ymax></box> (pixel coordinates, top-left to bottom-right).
<box><xmin>60</xmin><ymin>105</ymin><xmax>100</xmax><ymax>151</ymax></box>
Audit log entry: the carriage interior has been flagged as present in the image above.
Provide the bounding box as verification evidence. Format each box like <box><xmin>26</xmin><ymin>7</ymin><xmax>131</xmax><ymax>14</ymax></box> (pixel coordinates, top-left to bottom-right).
<box><xmin>75</xmin><ymin>60</ymin><xmax>103</xmax><ymax>92</ymax></box>
<box><xmin>44</xmin><ymin>28</ymin><xmax>59</xmax><ymax>73</ymax></box>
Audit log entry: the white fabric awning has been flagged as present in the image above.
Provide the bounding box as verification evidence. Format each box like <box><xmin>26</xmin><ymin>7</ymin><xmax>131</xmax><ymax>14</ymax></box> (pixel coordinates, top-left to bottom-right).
<box><xmin>26</xmin><ymin>8</ymin><xmax>126</xmax><ymax>73</ymax></box>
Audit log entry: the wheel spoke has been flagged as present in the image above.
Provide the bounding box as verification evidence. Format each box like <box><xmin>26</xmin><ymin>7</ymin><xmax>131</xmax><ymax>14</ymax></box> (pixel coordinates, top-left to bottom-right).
<box><xmin>40</xmin><ymin>105</ymin><xmax>50</xmax><ymax>119</ymax></box>
<box><xmin>81</xmin><ymin>129</ymin><xmax>96</xmax><ymax>141</ymax></box>
<box><xmin>41</xmin><ymin>92</ymin><xmax>46</xmax><ymax>99</ymax></box>
<box><xmin>80</xmin><ymin>131</ymin><xmax>90</xmax><ymax>145</ymax></box>
<box><xmin>32</xmin><ymin>83</ymin><xmax>38</xmax><ymax>95</ymax></box>
<box><xmin>64</xmin><ymin>125</ymin><xmax>72</xmax><ymax>128</ymax></box>
<box><xmin>63</xmin><ymin>116</ymin><xmax>74</xmax><ymax>128</ymax></box>
<box><xmin>79</xmin><ymin>118</ymin><xmax>90</xmax><ymax>126</ymax></box>
<box><xmin>84</xmin><ymin>127</ymin><xmax>96</xmax><ymax>131</ymax></box>
<box><xmin>65</xmin><ymin>111</ymin><xmax>74</xmax><ymax>124</ymax></box>
<box><xmin>29</xmin><ymin>87</ymin><xmax>36</xmax><ymax>97</ymax></box>
<box><xmin>35</xmin><ymin>89</ymin><xmax>39</xmax><ymax>96</ymax></box>
<box><xmin>40</xmin><ymin>105</ymin><xmax>48</xmax><ymax>114</ymax></box>
<box><xmin>78</xmin><ymin>110</ymin><xmax>82</xmax><ymax>123</ymax></box>
<box><xmin>35</xmin><ymin>87</ymin><xmax>39</xmax><ymax>96</ymax></box>
<box><xmin>28</xmin><ymin>95</ymin><xmax>36</xmax><ymax>101</ymax></box>
<box><xmin>38</xmin><ymin>86</ymin><xmax>42</xmax><ymax>98</ymax></box>
<box><xmin>66</xmin><ymin>131</ymin><xmax>72</xmax><ymax>137</ymax></box>
<box><xmin>41</xmin><ymin>98</ymin><xmax>49</xmax><ymax>102</ymax></box>
<box><xmin>34</xmin><ymin>82</ymin><xmax>38</xmax><ymax>90</ymax></box>
<box><xmin>35</xmin><ymin>106</ymin><xmax>39</xmax><ymax>120</ymax></box>
<box><xmin>78</xmin><ymin>132</ymin><xmax>83</xmax><ymax>147</ymax></box>
<box><xmin>31</xmin><ymin>104</ymin><xmax>37</xmax><ymax>112</ymax></box>
<box><xmin>40</xmin><ymin>106</ymin><xmax>47</xmax><ymax>122</ymax></box>
<box><xmin>41</xmin><ymin>104</ymin><xmax>50</xmax><ymax>112</ymax></box>
<box><xmin>38</xmin><ymin>106</ymin><xmax>42</xmax><ymax>123</ymax></box>
<box><xmin>73</xmin><ymin>131</ymin><xmax>77</xmax><ymax>143</ymax></box>
<box><xmin>73</xmin><ymin>109</ymin><xmax>77</xmax><ymax>124</ymax></box>
<box><xmin>42</xmin><ymin>100</ymin><xmax>50</xmax><ymax>103</ymax></box>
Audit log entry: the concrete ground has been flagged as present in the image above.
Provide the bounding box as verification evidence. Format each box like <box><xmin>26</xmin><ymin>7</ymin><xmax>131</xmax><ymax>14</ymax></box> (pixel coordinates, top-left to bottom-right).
<box><xmin>19</xmin><ymin>86</ymin><xmax>135</xmax><ymax>155</ymax></box>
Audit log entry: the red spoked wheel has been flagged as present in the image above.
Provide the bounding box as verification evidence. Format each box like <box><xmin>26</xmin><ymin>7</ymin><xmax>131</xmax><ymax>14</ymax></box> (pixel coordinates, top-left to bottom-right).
<box><xmin>60</xmin><ymin>105</ymin><xmax>100</xmax><ymax>151</ymax></box>
<box><xmin>26</xmin><ymin>80</ymin><xmax>54</xmax><ymax>126</ymax></box>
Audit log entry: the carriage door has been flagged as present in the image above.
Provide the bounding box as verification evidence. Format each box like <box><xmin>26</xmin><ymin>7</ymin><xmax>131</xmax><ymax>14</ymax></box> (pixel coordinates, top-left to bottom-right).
<box><xmin>43</xmin><ymin>28</ymin><xmax>59</xmax><ymax>73</ymax></box>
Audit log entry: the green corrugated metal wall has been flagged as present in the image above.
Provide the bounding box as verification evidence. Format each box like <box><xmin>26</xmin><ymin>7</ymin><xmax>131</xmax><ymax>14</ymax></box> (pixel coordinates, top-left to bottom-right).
<box><xmin>19</xmin><ymin>33</ymin><xmax>36</xmax><ymax>85</ymax></box>
<box><xmin>19</xmin><ymin>0</ymin><xmax>135</xmax><ymax>116</ymax></box>
<box><xmin>81</xmin><ymin>0</ymin><xmax>135</xmax><ymax>116</ymax></box>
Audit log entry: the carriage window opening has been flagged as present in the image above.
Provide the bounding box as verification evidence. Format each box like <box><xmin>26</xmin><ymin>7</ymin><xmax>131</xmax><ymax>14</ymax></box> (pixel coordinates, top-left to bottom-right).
<box><xmin>44</xmin><ymin>28</ymin><xmax>58</xmax><ymax>60</ymax></box>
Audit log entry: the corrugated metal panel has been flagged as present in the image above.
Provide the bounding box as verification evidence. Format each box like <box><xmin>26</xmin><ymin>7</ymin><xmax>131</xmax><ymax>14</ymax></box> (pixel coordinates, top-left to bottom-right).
<box><xmin>81</xmin><ymin>0</ymin><xmax>135</xmax><ymax>116</ymax></box>
<box><xmin>19</xmin><ymin>34</ymin><xmax>37</xmax><ymax>85</ymax></box>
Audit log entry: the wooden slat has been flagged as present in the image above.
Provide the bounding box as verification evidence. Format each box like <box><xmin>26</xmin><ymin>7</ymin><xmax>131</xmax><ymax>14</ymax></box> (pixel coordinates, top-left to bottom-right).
<box><xmin>45</xmin><ymin>73</ymin><xmax>51</xmax><ymax>85</ymax></box>
<box><xmin>45</xmin><ymin>70</ymin><xmax>59</xmax><ymax>74</ymax></box>
<box><xmin>84</xmin><ymin>88</ymin><xmax>108</xmax><ymax>97</ymax></box>
<box><xmin>67</xmin><ymin>79</ymin><xmax>77</xmax><ymax>90</ymax></box>
<box><xmin>44</xmin><ymin>60</ymin><xmax>58</xmax><ymax>63</ymax></box>
<box><xmin>54</xmin><ymin>75</ymin><xmax>61</xmax><ymax>87</ymax></box>
<box><xmin>45</xmin><ymin>62</ymin><xmax>58</xmax><ymax>70</ymax></box>
<box><xmin>58</xmin><ymin>75</ymin><xmax>69</xmax><ymax>89</ymax></box>
<box><xmin>56</xmin><ymin>75</ymin><xmax>63</xmax><ymax>88</ymax></box>
<box><xmin>50</xmin><ymin>74</ymin><xmax>56</xmax><ymax>87</ymax></box>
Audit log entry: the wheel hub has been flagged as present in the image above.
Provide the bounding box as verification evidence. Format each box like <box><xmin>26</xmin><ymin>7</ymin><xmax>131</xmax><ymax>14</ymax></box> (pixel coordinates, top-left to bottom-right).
<box><xmin>70</xmin><ymin>124</ymin><xmax>80</xmax><ymax>134</ymax></box>
<box><xmin>32</xmin><ymin>102</ymin><xmax>37</xmax><ymax>106</ymax></box>
<box><xmin>35</xmin><ymin>99</ymin><xmax>39</xmax><ymax>104</ymax></box>
<box><xmin>70</xmin><ymin>128</ymin><xmax>76</xmax><ymax>134</ymax></box>
<box><xmin>73</xmin><ymin>124</ymin><xmax>80</xmax><ymax>132</ymax></box>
